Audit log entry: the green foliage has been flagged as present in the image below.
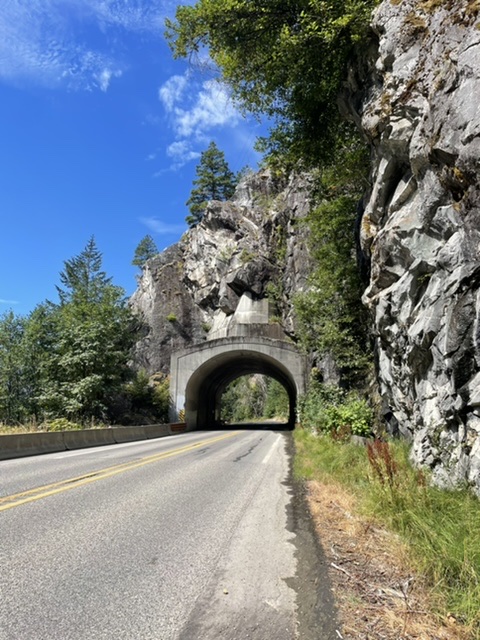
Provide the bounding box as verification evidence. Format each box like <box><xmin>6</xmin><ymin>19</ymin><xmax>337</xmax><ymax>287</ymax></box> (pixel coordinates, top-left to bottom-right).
<box><xmin>0</xmin><ymin>312</ymin><xmax>29</xmax><ymax>423</ymax></box>
<box><xmin>263</xmin><ymin>378</ymin><xmax>290</xmax><ymax>420</ymax></box>
<box><xmin>186</xmin><ymin>141</ymin><xmax>237</xmax><ymax>226</ymax></box>
<box><xmin>294</xmin><ymin>134</ymin><xmax>372</xmax><ymax>385</ymax></box>
<box><xmin>294</xmin><ymin>429</ymin><xmax>480</xmax><ymax>631</ymax></box>
<box><xmin>132</xmin><ymin>235</ymin><xmax>159</xmax><ymax>268</ymax></box>
<box><xmin>121</xmin><ymin>370</ymin><xmax>171</xmax><ymax>424</ymax></box>
<box><xmin>239</xmin><ymin>248</ymin><xmax>255</xmax><ymax>264</ymax></box>
<box><xmin>44</xmin><ymin>418</ymin><xmax>83</xmax><ymax>432</ymax></box>
<box><xmin>31</xmin><ymin>238</ymin><xmax>136</xmax><ymax>423</ymax></box>
<box><xmin>151</xmin><ymin>376</ymin><xmax>171</xmax><ymax>422</ymax></box>
<box><xmin>298</xmin><ymin>380</ymin><xmax>373</xmax><ymax>437</ymax></box>
<box><xmin>166</xmin><ymin>0</ymin><xmax>379</xmax><ymax>165</ymax></box>
<box><xmin>220</xmin><ymin>374</ymin><xmax>289</xmax><ymax>423</ymax></box>
<box><xmin>56</xmin><ymin>236</ymin><xmax>111</xmax><ymax>306</ymax></box>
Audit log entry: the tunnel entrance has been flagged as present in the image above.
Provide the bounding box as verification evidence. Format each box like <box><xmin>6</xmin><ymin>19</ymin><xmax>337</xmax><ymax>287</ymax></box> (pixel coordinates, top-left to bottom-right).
<box><xmin>170</xmin><ymin>337</ymin><xmax>308</xmax><ymax>430</ymax></box>
<box><xmin>184</xmin><ymin>350</ymin><xmax>297</xmax><ymax>429</ymax></box>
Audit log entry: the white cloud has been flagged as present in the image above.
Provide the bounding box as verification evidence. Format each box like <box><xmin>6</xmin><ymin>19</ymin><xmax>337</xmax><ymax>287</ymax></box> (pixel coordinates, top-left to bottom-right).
<box><xmin>95</xmin><ymin>68</ymin><xmax>123</xmax><ymax>92</ymax></box>
<box><xmin>0</xmin><ymin>299</ymin><xmax>19</xmax><ymax>305</ymax></box>
<box><xmin>166</xmin><ymin>141</ymin><xmax>200</xmax><ymax>166</ymax></box>
<box><xmin>159</xmin><ymin>75</ymin><xmax>241</xmax><ymax>138</ymax></box>
<box><xmin>158</xmin><ymin>72</ymin><xmax>243</xmax><ymax>169</ymax></box>
<box><xmin>174</xmin><ymin>80</ymin><xmax>240</xmax><ymax>138</ymax></box>
<box><xmin>140</xmin><ymin>217</ymin><xmax>186</xmax><ymax>235</ymax></box>
<box><xmin>159</xmin><ymin>75</ymin><xmax>188</xmax><ymax>112</ymax></box>
<box><xmin>0</xmin><ymin>1</ymin><xmax>170</xmax><ymax>91</ymax></box>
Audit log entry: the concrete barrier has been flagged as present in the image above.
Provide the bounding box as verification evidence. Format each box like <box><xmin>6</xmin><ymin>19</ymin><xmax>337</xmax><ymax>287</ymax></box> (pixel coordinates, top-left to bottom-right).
<box><xmin>111</xmin><ymin>426</ymin><xmax>150</xmax><ymax>444</ymax></box>
<box><xmin>0</xmin><ymin>432</ymin><xmax>66</xmax><ymax>460</ymax></box>
<box><xmin>63</xmin><ymin>428</ymin><xmax>116</xmax><ymax>450</ymax></box>
<box><xmin>0</xmin><ymin>422</ymin><xmax>192</xmax><ymax>460</ymax></box>
<box><xmin>146</xmin><ymin>424</ymin><xmax>170</xmax><ymax>439</ymax></box>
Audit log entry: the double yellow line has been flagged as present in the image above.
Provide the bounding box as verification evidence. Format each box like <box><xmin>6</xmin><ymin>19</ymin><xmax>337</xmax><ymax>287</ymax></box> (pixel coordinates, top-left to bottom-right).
<box><xmin>0</xmin><ymin>431</ymin><xmax>240</xmax><ymax>513</ymax></box>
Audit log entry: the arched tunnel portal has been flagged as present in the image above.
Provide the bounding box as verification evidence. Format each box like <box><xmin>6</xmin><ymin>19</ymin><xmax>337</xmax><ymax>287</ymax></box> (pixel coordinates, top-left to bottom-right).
<box><xmin>170</xmin><ymin>338</ymin><xmax>308</xmax><ymax>430</ymax></box>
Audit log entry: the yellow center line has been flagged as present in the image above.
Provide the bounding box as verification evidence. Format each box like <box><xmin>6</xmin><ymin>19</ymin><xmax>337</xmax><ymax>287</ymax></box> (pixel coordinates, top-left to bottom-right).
<box><xmin>0</xmin><ymin>431</ymin><xmax>241</xmax><ymax>513</ymax></box>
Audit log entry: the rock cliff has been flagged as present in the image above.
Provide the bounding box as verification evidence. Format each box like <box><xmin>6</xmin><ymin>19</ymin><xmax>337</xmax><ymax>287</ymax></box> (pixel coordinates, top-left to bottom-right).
<box><xmin>131</xmin><ymin>170</ymin><xmax>313</xmax><ymax>375</ymax></box>
<box><xmin>349</xmin><ymin>0</ymin><xmax>480</xmax><ymax>490</ymax></box>
<box><xmin>132</xmin><ymin>0</ymin><xmax>480</xmax><ymax>491</ymax></box>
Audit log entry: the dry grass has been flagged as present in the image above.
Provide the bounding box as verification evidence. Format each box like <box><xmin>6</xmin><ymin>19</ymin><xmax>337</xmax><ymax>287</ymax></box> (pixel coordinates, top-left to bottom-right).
<box><xmin>306</xmin><ymin>480</ymin><xmax>472</xmax><ymax>640</ymax></box>
<box><xmin>0</xmin><ymin>423</ymin><xmax>40</xmax><ymax>435</ymax></box>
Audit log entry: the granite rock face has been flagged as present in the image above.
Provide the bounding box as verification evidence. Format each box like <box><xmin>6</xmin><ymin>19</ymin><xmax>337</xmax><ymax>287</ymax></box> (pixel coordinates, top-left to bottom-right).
<box><xmin>351</xmin><ymin>0</ymin><xmax>480</xmax><ymax>490</ymax></box>
<box><xmin>130</xmin><ymin>170</ymin><xmax>313</xmax><ymax>375</ymax></box>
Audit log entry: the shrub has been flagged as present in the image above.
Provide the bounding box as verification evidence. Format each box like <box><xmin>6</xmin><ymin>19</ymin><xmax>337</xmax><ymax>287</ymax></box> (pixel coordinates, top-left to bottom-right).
<box><xmin>299</xmin><ymin>381</ymin><xmax>373</xmax><ymax>437</ymax></box>
<box><xmin>44</xmin><ymin>418</ymin><xmax>83</xmax><ymax>432</ymax></box>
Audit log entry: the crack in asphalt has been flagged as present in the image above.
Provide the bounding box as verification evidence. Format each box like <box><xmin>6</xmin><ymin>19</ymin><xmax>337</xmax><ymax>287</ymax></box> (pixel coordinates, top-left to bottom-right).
<box><xmin>233</xmin><ymin>437</ymin><xmax>263</xmax><ymax>462</ymax></box>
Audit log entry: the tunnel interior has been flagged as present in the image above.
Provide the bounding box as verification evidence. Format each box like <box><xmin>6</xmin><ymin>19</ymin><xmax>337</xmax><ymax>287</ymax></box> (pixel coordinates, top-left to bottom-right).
<box><xmin>184</xmin><ymin>350</ymin><xmax>297</xmax><ymax>429</ymax></box>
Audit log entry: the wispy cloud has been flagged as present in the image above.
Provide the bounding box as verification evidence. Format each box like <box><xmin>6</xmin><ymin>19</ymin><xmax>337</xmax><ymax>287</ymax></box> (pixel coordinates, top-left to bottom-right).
<box><xmin>158</xmin><ymin>72</ymin><xmax>243</xmax><ymax>169</ymax></box>
<box><xmin>0</xmin><ymin>1</ymin><xmax>173</xmax><ymax>91</ymax></box>
<box><xmin>140</xmin><ymin>217</ymin><xmax>186</xmax><ymax>235</ymax></box>
<box><xmin>166</xmin><ymin>141</ymin><xmax>201</xmax><ymax>168</ymax></box>
<box><xmin>0</xmin><ymin>299</ymin><xmax>19</xmax><ymax>306</ymax></box>
<box><xmin>159</xmin><ymin>75</ymin><xmax>241</xmax><ymax>138</ymax></box>
<box><xmin>159</xmin><ymin>74</ymin><xmax>188</xmax><ymax>112</ymax></box>
<box><xmin>175</xmin><ymin>80</ymin><xmax>241</xmax><ymax>138</ymax></box>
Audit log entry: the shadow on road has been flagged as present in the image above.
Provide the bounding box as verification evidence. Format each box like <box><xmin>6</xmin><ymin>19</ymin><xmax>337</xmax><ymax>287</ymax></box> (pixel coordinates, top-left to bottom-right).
<box><xmin>198</xmin><ymin>421</ymin><xmax>293</xmax><ymax>432</ymax></box>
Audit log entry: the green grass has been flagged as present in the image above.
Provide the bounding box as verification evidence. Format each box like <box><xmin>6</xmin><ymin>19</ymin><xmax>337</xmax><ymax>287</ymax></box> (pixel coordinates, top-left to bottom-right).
<box><xmin>294</xmin><ymin>428</ymin><xmax>480</xmax><ymax>634</ymax></box>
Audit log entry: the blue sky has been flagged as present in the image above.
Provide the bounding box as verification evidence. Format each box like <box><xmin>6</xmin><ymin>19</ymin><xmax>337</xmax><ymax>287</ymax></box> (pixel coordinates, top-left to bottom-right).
<box><xmin>0</xmin><ymin>0</ymin><xmax>265</xmax><ymax>316</ymax></box>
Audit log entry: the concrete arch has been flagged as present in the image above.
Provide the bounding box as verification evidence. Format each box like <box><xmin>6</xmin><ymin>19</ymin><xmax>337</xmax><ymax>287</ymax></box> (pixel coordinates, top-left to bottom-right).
<box><xmin>170</xmin><ymin>337</ymin><xmax>308</xmax><ymax>429</ymax></box>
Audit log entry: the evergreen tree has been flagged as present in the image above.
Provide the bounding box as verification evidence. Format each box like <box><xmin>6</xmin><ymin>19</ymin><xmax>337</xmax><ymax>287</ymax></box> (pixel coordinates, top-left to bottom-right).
<box><xmin>39</xmin><ymin>238</ymin><xmax>137</xmax><ymax>422</ymax></box>
<box><xmin>132</xmin><ymin>235</ymin><xmax>159</xmax><ymax>268</ymax></box>
<box><xmin>186</xmin><ymin>141</ymin><xmax>237</xmax><ymax>227</ymax></box>
<box><xmin>56</xmin><ymin>236</ymin><xmax>110</xmax><ymax>306</ymax></box>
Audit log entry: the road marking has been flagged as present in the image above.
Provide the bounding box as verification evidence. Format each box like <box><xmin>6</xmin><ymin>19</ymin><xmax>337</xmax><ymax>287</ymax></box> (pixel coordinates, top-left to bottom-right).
<box><xmin>0</xmin><ymin>431</ymin><xmax>241</xmax><ymax>513</ymax></box>
<box><xmin>262</xmin><ymin>434</ymin><xmax>282</xmax><ymax>465</ymax></box>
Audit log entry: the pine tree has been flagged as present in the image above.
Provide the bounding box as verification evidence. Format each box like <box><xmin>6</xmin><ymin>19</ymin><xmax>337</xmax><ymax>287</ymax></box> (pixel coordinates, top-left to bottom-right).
<box><xmin>132</xmin><ymin>235</ymin><xmax>159</xmax><ymax>268</ymax></box>
<box><xmin>186</xmin><ymin>141</ymin><xmax>237</xmax><ymax>227</ymax></box>
<box><xmin>39</xmin><ymin>237</ymin><xmax>136</xmax><ymax>422</ymax></box>
<box><xmin>56</xmin><ymin>236</ymin><xmax>111</xmax><ymax>306</ymax></box>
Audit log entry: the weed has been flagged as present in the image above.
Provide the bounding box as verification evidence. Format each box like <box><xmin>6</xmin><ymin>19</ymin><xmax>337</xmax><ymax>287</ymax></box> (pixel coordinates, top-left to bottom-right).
<box><xmin>294</xmin><ymin>428</ymin><xmax>480</xmax><ymax>632</ymax></box>
<box><xmin>239</xmin><ymin>248</ymin><xmax>256</xmax><ymax>264</ymax></box>
<box><xmin>367</xmin><ymin>439</ymin><xmax>398</xmax><ymax>488</ymax></box>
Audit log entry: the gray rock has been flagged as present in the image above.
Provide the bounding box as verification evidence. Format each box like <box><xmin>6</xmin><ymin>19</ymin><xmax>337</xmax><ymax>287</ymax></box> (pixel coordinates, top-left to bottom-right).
<box><xmin>348</xmin><ymin>0</ymin><xmax>480</xmax><ymax>492</ymax></box>
<box><xmin>130</xmin><ymin>170</ymin><xmax>313</xmax><ymax>374</ymax></box>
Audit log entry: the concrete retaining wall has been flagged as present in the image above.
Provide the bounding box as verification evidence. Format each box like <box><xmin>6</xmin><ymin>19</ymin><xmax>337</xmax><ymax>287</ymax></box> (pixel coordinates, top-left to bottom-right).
<box><xmin>0</xmin><ymin>423</ymin><xmax>189</xmax><ymax>461</ymax></box>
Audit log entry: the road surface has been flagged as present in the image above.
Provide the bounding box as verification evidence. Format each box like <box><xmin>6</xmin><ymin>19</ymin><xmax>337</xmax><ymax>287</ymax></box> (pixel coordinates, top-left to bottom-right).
<box><xmin>0</xmin><ymin>429</ymin><xmax>337</xmax><ymax>639</ymax></box>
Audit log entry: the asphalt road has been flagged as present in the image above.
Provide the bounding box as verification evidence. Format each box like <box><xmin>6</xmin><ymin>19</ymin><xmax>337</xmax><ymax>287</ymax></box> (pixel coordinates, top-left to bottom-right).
<box><xmin>0</xmin><ymin>429</ymin><xmax>338</xmax><ymax>640</ymax></box>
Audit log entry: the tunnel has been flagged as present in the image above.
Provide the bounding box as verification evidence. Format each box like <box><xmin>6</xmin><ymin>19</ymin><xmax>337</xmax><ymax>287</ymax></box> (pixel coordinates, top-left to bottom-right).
<box><xmin>184</xmin><ymin>350</ymin><xmax>297</xmax><ymax>429</ymax></box>
<box><xmin>170</xmin><ymin>337</ymin><xmax>308</xmax><ymax>431</ymax></box>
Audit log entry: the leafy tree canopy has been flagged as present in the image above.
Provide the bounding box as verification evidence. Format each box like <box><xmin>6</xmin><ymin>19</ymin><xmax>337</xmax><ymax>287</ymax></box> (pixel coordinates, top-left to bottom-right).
<box><xmin>166</xmin><ymin>0</ymin><xmax>378</xmax><ymax>166</ymax></box>
<box><xmin>132</xmin><ymin>235</ymin><xmax>159</xmax><ymax>268</ymax></box>
<box><xmin>186</xmin><ymin>141</ymin><xmax>237</xmax><ymax>227</ymax></box>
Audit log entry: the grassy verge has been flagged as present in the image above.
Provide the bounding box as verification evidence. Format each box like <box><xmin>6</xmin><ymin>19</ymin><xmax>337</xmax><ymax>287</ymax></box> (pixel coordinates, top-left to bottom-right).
<box><xmin>294</xmin><ymin>427</ymin><xmax>480</xmax><ymax>636</ymax></box>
